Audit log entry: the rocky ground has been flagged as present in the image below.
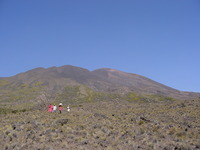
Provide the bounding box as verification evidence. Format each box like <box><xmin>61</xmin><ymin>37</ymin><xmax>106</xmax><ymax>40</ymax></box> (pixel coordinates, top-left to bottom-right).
<box><xmin>0</xmin><ymin>99</ymin><xmax>200</xmax><ymax>150</ymax></box>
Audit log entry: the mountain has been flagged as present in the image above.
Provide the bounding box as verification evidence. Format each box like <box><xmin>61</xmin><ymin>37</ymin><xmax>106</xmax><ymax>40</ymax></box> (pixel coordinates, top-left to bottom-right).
<box><xmin>1</xmin><ymin>65</ymin><xmax>200</xmax><ymax>150</ymax></box>
<box><xmin>0</xmin><ymin>65</ymin><xmax>199</xmax><ymax>108</ymax></box>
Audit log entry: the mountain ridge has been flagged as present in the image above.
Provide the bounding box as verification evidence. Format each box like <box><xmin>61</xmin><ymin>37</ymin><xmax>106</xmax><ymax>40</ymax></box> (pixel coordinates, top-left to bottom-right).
<box><xmin>0</xmin><ymin>65</ymin><xmax>200</xmax><ymax>108</ymax></box>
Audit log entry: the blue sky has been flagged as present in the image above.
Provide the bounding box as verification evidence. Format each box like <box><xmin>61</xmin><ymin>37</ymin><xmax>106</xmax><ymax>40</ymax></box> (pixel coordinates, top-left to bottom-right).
<box><xmin>0</xmin><ymin>0</ymin><xmax>200</xmax><ymax>92</ymax></box>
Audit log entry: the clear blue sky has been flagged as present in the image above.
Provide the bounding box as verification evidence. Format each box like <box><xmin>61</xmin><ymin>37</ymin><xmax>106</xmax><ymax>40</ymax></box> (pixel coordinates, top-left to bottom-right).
<box><xmin>0</xmin><ymin>0</ymin><xmax>200</xmax><ymax>92</ymax></box>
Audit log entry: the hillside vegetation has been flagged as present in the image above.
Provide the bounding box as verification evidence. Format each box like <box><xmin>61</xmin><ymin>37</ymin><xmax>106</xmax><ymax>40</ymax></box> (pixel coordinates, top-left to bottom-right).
<box><xmin>1</xmin><ymin>65</ymin><xmax>200</xmax><ymax>107</ymax></box>
<box><xmin>0</xmin><ymin>65</ymin><xmax>200</xmax><ymax>149</ymax></box>
<box><xmin>0</xmin><ymin>99</ymin><xmax>199</xmax><ymax>150</ymax></box>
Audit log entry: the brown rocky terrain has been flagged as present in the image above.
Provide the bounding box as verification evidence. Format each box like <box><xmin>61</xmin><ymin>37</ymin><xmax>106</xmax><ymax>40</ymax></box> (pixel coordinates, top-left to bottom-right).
<box><xmin>0</xmin><ymin>65</ymin><xmax>200</xmax><ymax>150</ymax></box>
<box><xmin>0</xmin><ymin>99</ymin><xmax>199</xmax><ymax>150</ymax></box>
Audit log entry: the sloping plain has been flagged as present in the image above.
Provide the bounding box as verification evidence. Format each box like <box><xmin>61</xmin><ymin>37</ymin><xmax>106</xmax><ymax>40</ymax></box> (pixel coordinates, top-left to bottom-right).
<box><xmin>0</xmin><ymin>65</ymin><xmax>200</xmax><ymax>149</ymax></box>
<box><xmin>0</xmin><ymin>99</ymin><xmax>199</xmax><ymax>150</ymax></box>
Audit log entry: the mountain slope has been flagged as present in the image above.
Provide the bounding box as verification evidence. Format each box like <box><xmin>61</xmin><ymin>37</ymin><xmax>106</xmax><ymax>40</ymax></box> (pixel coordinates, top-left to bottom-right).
<box><xmin>0</xmin><ymin>65</ymin><xmax>200</xmax><ymax>108</ymax></box>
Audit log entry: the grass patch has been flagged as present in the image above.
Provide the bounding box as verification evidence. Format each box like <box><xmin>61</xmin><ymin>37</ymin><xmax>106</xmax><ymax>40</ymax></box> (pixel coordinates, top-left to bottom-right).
<box><xmin>0</xmin><ymin>107</ymin><xmax>29</xmax><ymax>114</ymax></box>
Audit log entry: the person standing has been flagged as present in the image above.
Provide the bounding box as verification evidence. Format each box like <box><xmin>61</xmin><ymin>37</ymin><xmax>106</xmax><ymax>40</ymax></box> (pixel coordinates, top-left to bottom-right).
<box><xmin>53</xmin><ymin>104</ymin><xmax>57</xmax><ymax>112</ymax></box>
<box><xmin>59</xmin><ymin>103</ymin><xmax>63</xmax><ymax>114</ymax></box>
<box><xmin>48</xmin><ymin>104</ymin><xmax>53</xmax><ymax>112</ymax></box>
<box><xmin>67</xmin><ymin>105</ymin><xmax>70</xmax><ymax>112</ymax></box>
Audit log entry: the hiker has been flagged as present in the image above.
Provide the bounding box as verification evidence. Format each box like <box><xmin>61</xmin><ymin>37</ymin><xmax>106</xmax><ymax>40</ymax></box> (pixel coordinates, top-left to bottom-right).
<box><xmin>67</xmin><ymin>105</ymin><xmax>70</xmax><ymax>112</ymax></box>
<box><xmin>48</xmin><ymin>104</ymin><xmax>53</xmax><ymax>112</ymax></box>
<box><xmin>59</xmin><ymin>103</ymin><xmax>63</xmax><ymax>114</ymax></box>
<box><xmin>52</xmin><ymin>104</ymin><xmax>57</xmax><ymax>112</ymax></box>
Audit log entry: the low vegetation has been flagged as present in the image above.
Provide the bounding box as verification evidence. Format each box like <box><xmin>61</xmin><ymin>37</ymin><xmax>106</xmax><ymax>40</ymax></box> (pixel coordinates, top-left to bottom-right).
<box><xmin>0</xmin><ymin>81</ymin><xmax>43</xmax><ymax>108</ymax></box>
<box><xmin>0</xmin><ymin>75</ymin><xmax>199</xmax><ymax>149</ymax></box>
<box><xmin>0</xmin><ymin>98</ymin><xmax>199</xmax><ymax>150</ymax></box>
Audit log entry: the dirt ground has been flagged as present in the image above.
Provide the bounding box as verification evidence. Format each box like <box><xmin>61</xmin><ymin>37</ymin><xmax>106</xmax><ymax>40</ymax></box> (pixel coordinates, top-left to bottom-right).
<box><xmin>0</xmin><ymin>99</ymin><xmax>199</xmax><ymax>150</ymax></box>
